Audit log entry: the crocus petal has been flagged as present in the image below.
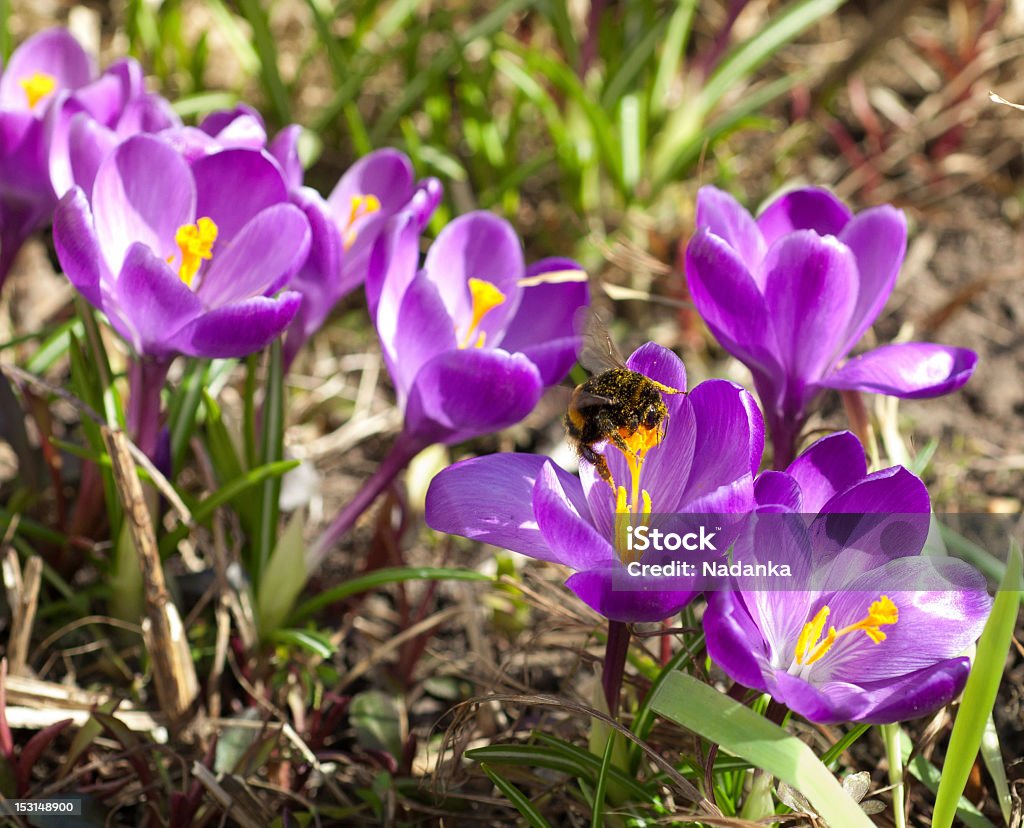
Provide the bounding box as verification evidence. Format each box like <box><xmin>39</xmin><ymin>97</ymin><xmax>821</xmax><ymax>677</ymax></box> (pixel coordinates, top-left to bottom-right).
<box><xmin>499</xmin><ymin>258</ymin><xmax>589</xmax><ymax>385</ymax></box>
<box><xmin>770</xmin><ymin>670</ymin><xmax>861</xmax><ymax>724</ymax></box>
<box><xmin>366</xmin><ymin>211</ymin><xmax>422</xmax><ymax>323</ymax></box>
<box><xmin>533</xmin><ymin>461</ymin><xmax>616</xmax><ymax>572</ymax></box>
<box><xmin>269</xmin><ymin>124</ymin><xmax>303</xmax><ymax>189</ymax></box>
<box><xmin>819</xmin><ymin>342</ymin><xmax>977</xmax><ymax>398</ymax></box>
<box><xmin>695</xmin><ymin>186</ymin><xmax>766</xmax><ymax>279</ymax></box>
<box><xmin>53</xmin><ymin>187</ymin><xmax>104</xmax><ymax>305</ymax></box>
<box><xmin>173</xmin><ymin>292</ymin><xmax>301</xmax><ymax>358</ymax></box>
<box><xmin>426</xmin><ymin>453</ymin><xmax>578</xmax><ymax>563</ymax></box>
<box><xmin>836</xmin><ymin>205</ymin><xmax>907</xmax><ymax>353</ymax></box>
<box><xmin>424</xmin><ymin>211</ymin><xmax>525</xmax><ymax>342</ymax></box>
<box><xmin>91</xmin><ymin>134</ymin><xmax>195</xmax><ymax>271</ymax></box>
<box><xmin>328</xmin><ymin>148</ymin><xmax>415</xmax><ymax>216</ymax></box>
<box><xmin>0</xmin><ymin>29</ymin><xmax>94</xmax><ymax>109</ymax></box>
<box><xmin>198</xmin><ymin>203</ymin><xmax>311</xmax><ymax>305</ymax></box>
<box><xmin>389</xmin><ymin>271</ymin><xmax>459</xmax><ymax>400</ymax></box>
<box><xmin>566</xmin><ymin>568</ymin><xmax>696</xmax><ymax>623</ymax></box>
<box><xmin>843</xmin><ymin>659</ymin><xmax>971</xmax><ymax>724</ymax></box>
<box><xmin>753</xmin><ymin>471</ymin><xmax>802</xmax><ymax>511</ymax></box>
<box><xmin>192</xmin><ymin>148</ymin><xmax>289</xmax><ymax>241</ymax></box>
<box><xmin>114</xmin><ymin>242</ymin><xmax>203</xmax><ymax>356</ymax></box>
<box><xmin>762</xmin><ymin>230</ymin><xmax>859</xmax><ymax>386</ymax></box>
<box><xmin>404</xmin><ymin>348</ymin><xmax>543</xmax><ymax>445</ymax></box>
<box><xmin>704</xmin><ymin>591</ymin><xmax>773</xmax><ymax>690</ymax></box>
<box><xmin>755</xmin><ymin>187</ymin><xmax>851</xmax><ymax>247</ymax></box>
<box><xmin>784</xmin><ymin>431</ymin><xmax>867</xmax><ymax>513</ymax></box>
<box><xmin>199</xmin><ymin>105</ymin><xmax>266</xmax><ymax>143</ymax></box>
<box><xmin>685</xmin><ymin>229</ymin><xmax>781</xmax><ymax>378</ymax></box>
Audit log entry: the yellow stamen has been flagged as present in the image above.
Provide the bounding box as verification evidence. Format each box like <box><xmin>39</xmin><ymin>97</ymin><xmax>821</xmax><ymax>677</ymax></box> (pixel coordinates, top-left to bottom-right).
<box><xmin>343</xmin><ymin>194</ymin><xmax>381</xmax><ymax>249</ymax></box>
<box><xmin>20</xmin><ymin>71</ymin><xmax>56</xmax><ymax>109</ymax></box>
<box><xmin>458</xmin><ymin>278</ymin><xmax>506</xmax><ymax>349</ymax></box>
<box><xmin>794</xmin><ymin>595</ymin><xmax>898</xmax><ymax>668</ymax></box>
<box><xmin>171</xmin><ymin>217</ymin><xmax>218</xmax><ymax>287</ymax></box>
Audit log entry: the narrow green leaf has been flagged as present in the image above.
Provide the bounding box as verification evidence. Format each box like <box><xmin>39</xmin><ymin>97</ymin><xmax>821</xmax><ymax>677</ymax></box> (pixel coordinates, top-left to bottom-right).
<box><xmin>902</xmin><ymin>728</ymin><xmax>996</xmax><ymax>828</ymax></box>
<box><xmin>288</xmin><ymin>567</ymin><xmax>490</xmax><ymax>625</ymax></box>
<box><xmin>651</xmin><ymin>672</ymin><xmax>875</xmax><ymax>827</ymax></box>
<box><xmin>167</xmin><ymin>359</ymin><xmax>208</xmax><ymax>473</ymax></box>
<box><xmin>270</xmin><ymin>628</ymin><xmax>336</xmax><ymax>658</ymax></box>
<box><xmin>650</xmin><ymin>0</ymin><xmax>697</xmax><ymax>118</ymax></box>
<box><xmin>255</xmin><ymin>510</ymin><xmax>307</xmax><ymax>638</ymax></box>
<box><xmin>981</xmin><ymin>714</ymin><xmax>1011</xmax><ymax>823</ymax></box>
<box><xmin>235</xmin><ymin>0</ymin><xmax>291</xmax><ymax>123</ymax></box>
<box><xmin>591</xmin><ymin>730</ymin><xmax>616</xmax><ymax>828</ymax></box>
<box><xmin>479</xmin><ymin>763</ymin><xmax>553</xmax><ymax>828</ymax></box>
<box><xmin>932</xmin><ymin>543</ymin><xmax>1022</xmax><ymax>828</ymax></box>
<box><xmin>253</xmin><ymin>341</ymin><xmax>285</xmax><ymax>584</ymax></box>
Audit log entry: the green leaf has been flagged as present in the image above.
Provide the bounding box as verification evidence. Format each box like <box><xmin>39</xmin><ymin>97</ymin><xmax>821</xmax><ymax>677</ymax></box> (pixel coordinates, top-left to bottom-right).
<box><xmin>651</xmin><ymin>672</ymin><xmax>875</xmax><ymax>827</ymax></box>
<box><xmin>350</xmin><ymin>690</ymin><xmax>404</xmax><ymax>760</ymax></box>
<box><xmin>981</xmin><ymin>714</ymin><xmax>1011</xmax><ymax>823</ymax></box>
<box><xmin>253</xmin><ymin>341</ymin><xmax>285</xmax><ymax>584</ymax></box>
<box><xmin>902</xmin><ymin>728</ymin><xmax>996</xmax><ymax>828</ymax></box>
<box><xmin>269</xmin><ymin>628</ymin><xmax>336</xmax><ymax>658</ymax></box>
<box><xmin>235</xmin><ymin>0</ymin><xmax>291</xmax><ymax>123</ymax></box>
<box><xmin>650</xmin><ymin>0</ymin><xmax>697</xmax><ymax>118</ymax></box>
<box><xmin>255</xmin><ymin>510</ymin><xmax>308</xmax><ymax>638</ymax></box>
<box><xmin>932</xmin><ymin>542</ymin><xmax>1022</xmax><ymax>828</ymax></box>
<box><xmin>479</xmin><ymin>763</ymin><xmax>553</xmax><ymax>828</ymax></box>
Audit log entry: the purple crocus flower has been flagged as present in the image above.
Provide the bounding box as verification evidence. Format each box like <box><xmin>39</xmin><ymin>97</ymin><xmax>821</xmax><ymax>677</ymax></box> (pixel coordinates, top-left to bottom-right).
<box><xmin>426</xmin><ymin>344</ymin><xmax>765</xmax><ymax>622</ymax></box>
<box><xmin>52</xmin><ymin>133</ymin><xmax>310</xmax><ymax>360</ymax></box>
<box><xmin>704</xmin><ymin>432</ymin><xmax>992</xmax><ymax>724</ymax></box>
<box><xmin>367</xmin><ymin>208</ymin><xmax>588</xmax><ymax>446</ymax></box>
<box><xmin>685</xmin><ymin>185</ymin><xmax>977</xmax><ymax>467</ymax></box>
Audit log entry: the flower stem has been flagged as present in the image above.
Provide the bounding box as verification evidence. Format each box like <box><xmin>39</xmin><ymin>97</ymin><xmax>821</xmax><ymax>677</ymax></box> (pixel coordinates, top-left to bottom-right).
<box><xmin>307</xmin><ymin>431</ymin><xmax>427</xmax><ymax>574</ymax></box>
<box><xmin>126</xmin><ymin>357</ymin><xmax>171</xmax><ymax>460</ymax></box>
<box><xmin>602</xmin><ymin>620</ymin><xmax>631</xmax><ymax>718</ymax></box>
<box><xmin>881</xmin><ymin>723</ymin><xmax>907</xmax><ymax>828</ymax></box>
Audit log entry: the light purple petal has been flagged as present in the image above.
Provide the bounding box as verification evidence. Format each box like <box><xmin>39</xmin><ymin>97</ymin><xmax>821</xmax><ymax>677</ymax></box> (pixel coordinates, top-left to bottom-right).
<box><xmin>424</xmin><ymin>211</ymin><xmax>524</xmax><ymax>342</ymax></box>
<box><xmin>425</xmin><ymin>453</ymin><xmax>573</xmax><ymax>563</ymax></box>
<box><xmin>269</xmin><ymin>124</ymin><xmax>303</xmax><ymax>189</ymax></box>
<box><xmin>199</xmin><ymin>105</ymin><xmax>265</xmax><ymax>140</ymax></box>
<box><xmin>785</xmin><ymin>431</ymin><xmax>867</xmax><ymax>513</ymax></box>
<box><xmin>366</xmin><ymin>211</ymin><xmax>422</xmax><ymax>324</ymax></box>
<box><xmin>762</xmin><ymin>230</ymin><xmax>859</xmax><ymax>387</ymax></box>
<box><xmin>172</xmin><ymin>292</ymin><xmax>301</xmax><ymax>358</ymax></box>
<box><xmin>114</xmin><ymin>242</ymin><xmax>203</xmax><ymax>356</ymax></box>
<box><xmin>770</xmin><ymin>670</ymin><xmax>861</xmax><ymax>724</ymax></box>
<box><xmin>404</xmin><ymin>348</ymin><xmax>542</xmax><ymax>444</ymax></box>
<box><xmin>0</xmin><ymin>29</ymin><xmax>94</xmax><ymax>109</ymax></box>
<box><xmin>566</xmin><ymin>568</ymin><xmax>696</xmax><ymax>623</ymax></box>
<box><xmin>328</xmin><ymin>148</ymin><xmax>415</xmax><ymax>218</ymax></box>
<box><xmin>533</xmin><ymin>461</ymin><xmax>615</xmax><ymax>571</ymax></box>
<box><xmin>192</xmin><ymin>148</ymin><xmax>288</xmax><ymax>241</ymax></box>
<box><xmin>53</xmin><ymin>187</ymin><xmax>104</xmax><ymax>306</ymax></box>
<box><xmin>695</xmin><ymin>186</ymin><xmax>766</xmax><ymax>280</ymax></box>
<box><xmin>198</xmin><ymin>203</ymin><xmax>310</xmax><ymax>305</ymax></box>
<box><xmin>389</xmin><ymin>271</ymin><xmax>458</xmax><ymax>401</ymax></box>
<box><xmin>91</xmin><ymin>134</ymin><xmax>195</xmax><ymax>271</ymax></box>
<box><xmin>820</xmin><ymin>343</ymin><xmax>977</xmax><ymax>398</ymax></box>
<box><xmin>755</xmin><ymin>187</ymin><xmax>852</xmax><ymax>247</ymax></box>
<box><xmin>836</xmin><ymin>205</ymin><xmax>907</xmax><ymax>353</ymax></box>
<box><xmin>499</xmin><ymin>258</ymin><xmax>589</xmax><ymax>385</ymax></box>
<box><xmin>53</xmin><ymin>110</ymin><xmax>118</xmax><ymax>196</ymax></box>
<box><xmin>685</xmin><ymin>229</ymin><xmax>781</xmax><ymax>378</ymax></box>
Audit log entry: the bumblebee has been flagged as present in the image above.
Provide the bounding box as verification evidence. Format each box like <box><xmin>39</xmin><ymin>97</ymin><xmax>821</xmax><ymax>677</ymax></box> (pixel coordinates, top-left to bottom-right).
<box><xmin>565</xmin><ymin>314</ymin><xmax>683</xmax><ymax>488</ymax></box>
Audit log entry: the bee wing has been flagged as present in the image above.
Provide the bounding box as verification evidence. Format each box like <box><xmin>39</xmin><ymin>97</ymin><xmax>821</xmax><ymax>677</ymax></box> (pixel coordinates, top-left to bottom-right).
<box><xmin>575</xmin><ymin>308</ymin><xmax>627</xmax><ymax>373</ymax></box>
<box><xmin>571</xmin><ymin>389</ymin><xmax>616</xmax><ymax>409</ymax></box>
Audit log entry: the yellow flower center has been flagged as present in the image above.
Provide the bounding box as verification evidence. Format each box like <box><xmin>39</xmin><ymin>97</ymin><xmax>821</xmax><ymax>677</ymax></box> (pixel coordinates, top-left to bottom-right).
<box><xmin>170</xmin><ymin>217</ymin><xmax>218</xmax><ymax>287</ymax></box>
<box><xmin>792</xmin><ymin>595</ymin><xmax>898</xmax><ymax>672</ymax></box>
<box><xmin>458</xmin><ymin>278</ymin><xmax>506</xmax><ymax>348</ymax></box>
<box><xmin>20</xmin><ymin>71</ymin><xmax>56</xmax><ymax>109</ymax></box>
<box><xmin>612</xmin><ymin>423</ymin><xmax>664</xmax><ymax>562</ymax></box>
<box><xmin>343</xmin><ymin>194</ymin><xmax>381</xmax><ymax>250</ymax></box>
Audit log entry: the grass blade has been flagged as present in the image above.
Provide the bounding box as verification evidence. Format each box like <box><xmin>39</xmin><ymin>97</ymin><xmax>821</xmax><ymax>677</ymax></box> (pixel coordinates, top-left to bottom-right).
<box><xmin>479</xmin><ymin>763</ymin><xmax>553</xmax><ymax>828</ymax></box>
<box><xmin>651</xmin><ymin>672</ymin><xmax>875</xmax><ymax>827</ymax></box>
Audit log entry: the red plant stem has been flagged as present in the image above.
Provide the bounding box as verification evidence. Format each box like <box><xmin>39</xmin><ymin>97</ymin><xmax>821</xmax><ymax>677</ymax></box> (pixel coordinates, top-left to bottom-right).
<box><xmin>602</xmin><ymin>620</ymin><xmax>631</xmax><ymax>718</ymax></box>
<box><xmin>307</xmin><ymin>430</ymin><xmax>427</xmax><ymax>573</ymax></box>
<box><xmin>126</xmin><ymin>356</ymin><xmax>171</xmax><ymax>461</ymax></box>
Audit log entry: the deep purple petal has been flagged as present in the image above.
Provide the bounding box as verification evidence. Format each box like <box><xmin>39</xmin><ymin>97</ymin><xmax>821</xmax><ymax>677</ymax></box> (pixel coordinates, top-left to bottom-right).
<box><xmin>366</xmin><ymin>211</ymin><xmax>422</xmax><ymax>325</ymax></box>
<box><xmin>404</xmin><ymin>348</ymin><xmax>542</xmax><ymax>445</ymax></box>
<box><xmin>172</xmin><ymin>292</ymin><xmax>301</xmax><ymax>358</ymax></box>
<box><xmin>820</xmin><ymin>343</ymin><xmax>977</xmax><ymax>398</ymax></box>
<box><xmin>269</xmin><ymin>124</ymin><xmax>303</xmax><ymax>189</ymax></box>
<box><xmin>836</xmin><ymin>205</ymin><xmax>907</xmax><ymax>353</ymax></box>
<box><xmin>762</xmin><ymin>230</ymin><xmax>859</xmax><ymax>387</ymax></box>
<box><xmin>704</xmin><ymin>591</ymin><xmax>773</xmax><ymax>691</ymax></box>
<box><xmin>91</xmin><ymin>134</ymin><xmax>195</xmax><ymax>271</ymax></box>
<box><xmin>425</xmin><ymin>453</ymin><xmax>575</xmax><ymax>563</ymax></box>
<box><xmin>328</xmin><ymin>148</ymin><xmax>415</xmax><ymax>217</ymax></box>
<box><xmin>198</xmin><ymin>203</ymin><xmax>311</xmax><ymax>305</ymax></box>
<box><xmin>846</xmin><ymin>659</ymin><xmax>971</xmax><ymax>724</ymax></box>
<box><xmin>820</xmin><ymin>464</ymin><xmax>929</xmax><ymax>515</ymax></box>
<box><xmin>754</xmin><ymin>470</ymin><xmax>802</xmax><ymax>511</ymax></box>
<box><xmin>424</xmin><ymin>211</ymin><xmax>525</xmax><ymax>342</ymax></box>
<box><xmin>755</xmin><ymin>187</ymin><xmax>852</xmax><ymax>247</ymax></box>
<box><xmin>192</xmin><ymin>148</ymin><xmax>288</xmax><ymax>241</ymax></box>
<box><xmin>695</xmin><ymin>186</ymin><xmax>766</xmax><ymax>279</ymax></box>
<box><xmin>53</xmin><ymin>187</ymin><xmax>104</xmax><ymax>306</ymax></box>
<box><xmin>566</xmin><ymin>568</ymin><xmax>696</xmax><ymax>623</ymax></box>
<box><xmin>0</xmin><ymin>29</ymin><xmax>94</xmax><ymax>110</ymax></box>
<box><xmin>499</xmin><ymin>258</ymin><xmax>589</xmax><ymax>385</ymax></box>
<box><xmin>770</xmin><ymin>670</ymin><xmax>861</xmax><ymax>724</ymax></box>
<box><xmin>533</xmin><ymin>461</ymin><xmax>615</xmax><ymax>572</ymax></box>
<box><xmin>114</xmin><ymin>242</ymin><xmax>203</xmax><ymax>357</ymax></box>
<box><xmin>389</xmin><ymin>271</ymin><xmax>458</xmax><ymax>401</ymax></box>
<box><xmin>685</xmin><ymin>229</ymin><xmax>781</xmax><ymax>378</ymax></box>
<box><xmin>784</xmin><ymin>431</ymin><xmax>868</xmax><ymax>513</ymax></box>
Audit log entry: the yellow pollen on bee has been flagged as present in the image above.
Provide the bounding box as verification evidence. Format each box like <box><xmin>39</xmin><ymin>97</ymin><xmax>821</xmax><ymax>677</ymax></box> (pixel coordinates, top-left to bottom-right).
<box><xmin>457</xmin><ymin>278</ymin><xmax>506</xmax><ymax>349</ymax></box>
<box><xmin>343</xmin><ymin>194</ymin><xmax>382</xmax><ymax>249</ymax></box>
<box><xmin>169</xmin><ymin>217</ymin><xmax>218</xmax><ymax>287</ymax></box>
<box><xmin>794</xmin><ymin>595</ymin><xmax>898</xmax><ymax>667</ymax></box>
<box><xmin>20</xmin><ymin>71</ymin><xmax>56</xmax><ymax>109</ymax></box>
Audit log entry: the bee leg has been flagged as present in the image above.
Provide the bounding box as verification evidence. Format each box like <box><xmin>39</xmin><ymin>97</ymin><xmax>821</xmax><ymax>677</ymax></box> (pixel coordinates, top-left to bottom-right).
<box><xmin>581</xmin><ymin>444</ymin><xmax>615</xmax><ymax>490</ymax></box>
